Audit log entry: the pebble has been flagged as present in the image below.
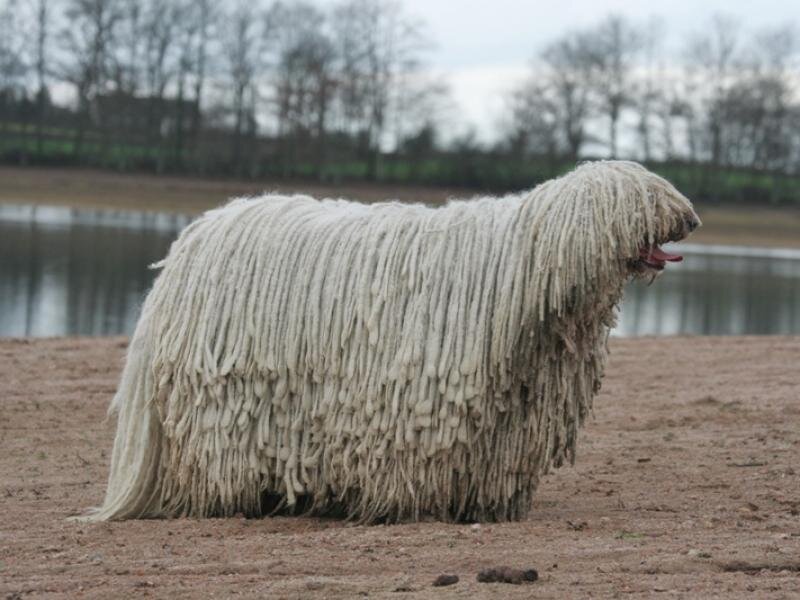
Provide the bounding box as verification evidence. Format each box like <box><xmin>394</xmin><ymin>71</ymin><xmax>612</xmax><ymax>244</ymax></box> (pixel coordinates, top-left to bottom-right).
<box><xmin>432</xmin><ymin>574</ymin><xmax>459</xmax><ymax>587</ymax></box>
<box><xmin>305</xmin><ymin>581</ymin><xmax>324</xmax><ymax>591</ymax></box>
<box><xmin>476</xmin><ymin>566</ymin><xmax>539</xmax><ymax>584</ymax></box>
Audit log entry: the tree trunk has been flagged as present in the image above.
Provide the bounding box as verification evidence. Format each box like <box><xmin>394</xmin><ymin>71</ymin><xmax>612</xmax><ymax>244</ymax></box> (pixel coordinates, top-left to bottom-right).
<box><xmin>174</xmin><ymin>74</ymin><xmax>186</xmax><ymax>169</ymax></box>
<box><xmin>73</xmin><ymin>92</ymin><xmax>89</xmax><ymax>160</ymax></box>
<box><xmin>35</xmin><ymin>0</ymin><xmax>47</xmax><ymax>158</ymax></box>
<box><xmin>609</xmin><ymin>105</ymin><xmax>619</xmax><ymax>158</ymax></box>
<box><xmin>314</xmin><ymin>80</ymin><xmax>328</xmax><ymax>180</ymax></box>
<box><xmin>232</xmin><ymin>84</ymin><xmax>245</xmax><ymax>174</ymax></box>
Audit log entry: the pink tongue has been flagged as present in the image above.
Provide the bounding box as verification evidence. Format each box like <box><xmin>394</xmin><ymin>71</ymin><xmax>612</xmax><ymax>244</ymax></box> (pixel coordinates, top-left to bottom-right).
<box><xmin>650</xmin><ymin>245</ymin><xmax>683</xmax><ymax>262</ymax></box>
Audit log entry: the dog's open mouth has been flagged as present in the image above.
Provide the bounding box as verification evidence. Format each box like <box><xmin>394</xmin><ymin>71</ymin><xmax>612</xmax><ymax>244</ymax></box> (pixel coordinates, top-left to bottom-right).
<box><xmin>628</xmin><ymin>214</ymin><xmax>699</xmax><ymax>277</ymax></box>
<box><xmin>637</xmin><ymin>244</ymin><xmax>683</xmax><ymax>271</ymax></box>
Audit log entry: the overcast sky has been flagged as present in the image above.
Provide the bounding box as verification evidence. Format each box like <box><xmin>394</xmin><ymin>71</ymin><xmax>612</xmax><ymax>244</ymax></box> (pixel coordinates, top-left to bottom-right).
<box><xmin>320</xmin><ymin>0</ymin><xmax>797</xmax><ymax>141</ymax></box>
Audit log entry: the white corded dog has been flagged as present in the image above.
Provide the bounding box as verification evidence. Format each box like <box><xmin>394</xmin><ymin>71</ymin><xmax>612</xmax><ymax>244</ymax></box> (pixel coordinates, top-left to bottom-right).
<box><xmin>85</xmin><ymin>160</ymin><xmax>700</xmax><ymax>522</ymax></box>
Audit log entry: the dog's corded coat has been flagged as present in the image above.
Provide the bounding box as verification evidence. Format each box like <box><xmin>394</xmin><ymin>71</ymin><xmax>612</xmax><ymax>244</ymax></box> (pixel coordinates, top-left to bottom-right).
<box><xmin>88</xmin><ymin>161</ymin><xmax>697</xmax><ymax>522</ymax></box>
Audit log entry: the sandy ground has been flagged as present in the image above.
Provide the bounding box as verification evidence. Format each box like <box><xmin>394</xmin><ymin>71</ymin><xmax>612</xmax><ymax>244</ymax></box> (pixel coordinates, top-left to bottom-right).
<box><xmin>1</xmin><ymin>336</ymin><xmax>799</xmax><ymax>599</ymax></box>
<box><xmin>2</xmin><ymin>165</ymin><xmax>800</xmax><ymax>249</ymax></box>
<box><xmin>0</xmin><ymin>166</ymin><xmax>466</xmax><ymax>213</ymax></box>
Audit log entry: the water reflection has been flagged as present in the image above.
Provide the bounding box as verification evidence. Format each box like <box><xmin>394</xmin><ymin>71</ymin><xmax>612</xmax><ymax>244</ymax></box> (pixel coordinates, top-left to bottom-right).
<box><xmin>616</xmin><ymin>245</ymin><xmax>800</xmax><ymax>336</ymax></box>
<box><xmin>0</xmin><ymin>204</ymin><xmax>190</xmax><ymax>336</ymax></box>
<box><xmin>0</xmin><ymin>204</ymin><xmax>798</xmax><ymax>337</ymax></box>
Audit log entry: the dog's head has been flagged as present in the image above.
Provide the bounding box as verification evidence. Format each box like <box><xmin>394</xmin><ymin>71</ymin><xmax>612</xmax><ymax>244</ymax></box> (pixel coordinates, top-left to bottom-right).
<box><xmin>515</xmin><ymin>161</ymin><xmax>700</xmax><ymax>325</ymax></box>
<box><xmin>611</xmin><ymin>163</ymin><xmax>701</xmax><ymax>279</ymax></box>
<box><xmin>547</xmin><ymin>161</ymin><xmax>701</xmax><ymax>282</ymax></box>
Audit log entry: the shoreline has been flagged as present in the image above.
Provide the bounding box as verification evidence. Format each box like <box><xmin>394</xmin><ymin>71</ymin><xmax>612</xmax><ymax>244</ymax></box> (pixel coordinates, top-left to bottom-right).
<box><xmin>2</xmin><ymin>165</ymin><xmax>799</xmax><ymax>249</ymax></box>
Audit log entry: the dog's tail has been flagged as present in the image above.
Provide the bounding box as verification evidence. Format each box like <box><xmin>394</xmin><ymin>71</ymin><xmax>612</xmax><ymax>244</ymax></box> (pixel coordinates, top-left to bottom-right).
<box><xmin>75</xmin><ymin>313</ymin><xmax>164</xmax><ymax>521</ymax></box>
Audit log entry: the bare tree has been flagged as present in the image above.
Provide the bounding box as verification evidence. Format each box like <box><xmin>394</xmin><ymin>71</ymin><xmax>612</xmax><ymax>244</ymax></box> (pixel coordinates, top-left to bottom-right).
<box><xmin>264</xmin><ymin>1</ymin><xmax>334</xmax><ymax>175</ymax></box>
<box><xmin>221</xmin><ymin>0</ymin><xmax>261</xmax><ymax>173</ymax></box>
<box><xmin>141</xmin><ymin>0</ymin><xmax>180</xmax><ymax>169</ymax></box>
<box><xmin>172</xmin><ymin>0</ymin><xmax>199</xmax><ymax>167</ymax></box>
<box><xmin>0</xmin><ymin>0</ymin><xmax>25</xmax><ymax>143</ymax></box>
<box><xmin>190</xmin><ymin>0</ymin><xmax>213</xmax><ymax>138</ymax></box>
<box><xmin>23</xmin><ymin>0</ymin><xmax>51</xmax><ymax>153</ymax></box>
<box><xmin>58</xmin><ymin>0</ymin><xmax>124</xmax><ymax>156</ymax></box>
<box><xmin>331</xmin><ymin>0</ymin><xmax>430</xmax><ymax>179</ymax></box>
<box><xmin>655</xmin><ymin>80</ymin><xmax>690</xmax><ymax>162</ymax></box>
<box><xmin>702</xmin><ymin>26</ymin><xmax>797</xmax><ymax>173</ymax></box>
<box><xmin>511</xmin><ymin>32</ymin><xmax>592</xmax><ymax>160</ymax></box>
<box><xmin>0</xmin><ymin>0</ymin><xmax>26</xmax><ymax>95</ymax></box>
<box><xmin>584</xmin><ymin>15</ymin><xmax>642</xmax><ymax>158</ymax></box>
<box><xmin>686</xmin><ymin>14</ymin><xmax>740</xmax><ymax>167</ymax></box>
<box><xmin>634</xmin><ymin>18</ymin><xmax>665</xmax><ymax>161</ymax></box>
<box><xmin>745</xmin><ymin>25</ymin><xmax>797</xmax><ymax>171</ymax></box>
<box><xmin>390</xmin><ymin>56</ymin><xmax>448</xmax><ymax>154</ymax></box>
<box><xmin>501</xmin><ymin>80</ymin><xmax>560</xmax><ymax>163</ymax></box>
<box><xmin>114</xmin><ymin>0</ymin><xmax>143</xmax><ymax>95</ymax></box>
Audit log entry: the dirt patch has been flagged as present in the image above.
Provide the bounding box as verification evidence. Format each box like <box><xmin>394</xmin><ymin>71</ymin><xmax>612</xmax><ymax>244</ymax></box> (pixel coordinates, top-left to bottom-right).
<box><xmin>1</xmin><ymin>336</ymin><xmax>799</xmax><ymax>598</ymax></box>
<box><xmin>721</xmin><ymin>561</ymin><xmax>800</xmax><ymax>574</ymax></box>
<box><xmin>0</xmin><ymin>165</ymin><xmax>467</xmax><ymax>214</ymax></box>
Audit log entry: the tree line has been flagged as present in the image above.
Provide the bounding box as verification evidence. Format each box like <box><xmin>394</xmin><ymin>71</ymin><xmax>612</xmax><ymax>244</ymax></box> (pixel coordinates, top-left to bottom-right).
<box><xmin>0</xmin><ymin>0</ymin><xmax>799</xmax><ymax>203</ymax></box>
<box><xmin>504</xmin><ymin>14</ymin><xmax>800</xmax><ymax>176</ymax></box>
<box><xmin>0</xmin><ymin>0</ymin><xmax>445</xmax><ymax>178</ymax></box>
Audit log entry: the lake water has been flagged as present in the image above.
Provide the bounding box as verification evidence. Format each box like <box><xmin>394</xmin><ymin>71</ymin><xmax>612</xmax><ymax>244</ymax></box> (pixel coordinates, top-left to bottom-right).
<box><xmin>1</xmin><ymin>203</ymin><xmax>798</xmax><ymax>337</ymax></box>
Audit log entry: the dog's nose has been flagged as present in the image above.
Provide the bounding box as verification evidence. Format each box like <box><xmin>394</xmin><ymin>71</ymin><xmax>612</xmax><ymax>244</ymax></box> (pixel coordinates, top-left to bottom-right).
<box><xmin>685</xmin><ymin>216</ymin><xmax>700</xmax><ymax>232</ymax></box>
